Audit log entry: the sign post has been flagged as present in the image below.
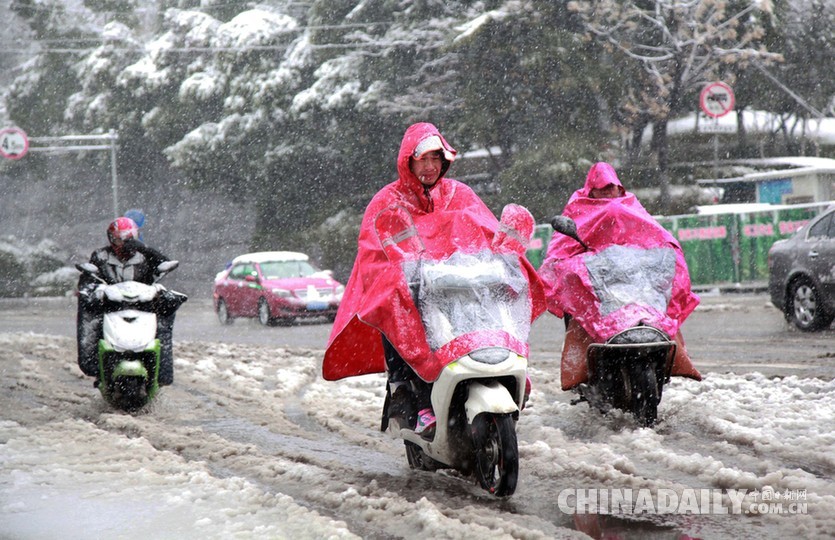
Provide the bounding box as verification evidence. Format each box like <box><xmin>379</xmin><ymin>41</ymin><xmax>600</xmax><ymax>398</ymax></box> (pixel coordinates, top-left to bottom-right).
<box><xmin>25</xmin><ymin>131</ymin><xmax>120</xmax><ymax>218</ymax></box>
<box><xmin>699</xmin><ymin>82</ymin><xmax>736</xmax><ymax>183</ymax></box>
<box><xmin>0</xmin><ymin>127</ymin><xmax>29</xmax><ymax>160</ymax></box>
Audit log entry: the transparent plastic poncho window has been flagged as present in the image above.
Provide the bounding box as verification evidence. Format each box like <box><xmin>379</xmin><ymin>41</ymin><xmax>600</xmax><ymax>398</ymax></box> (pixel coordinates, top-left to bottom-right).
<box><xmin>403</xmin><ymin>251</ymin><xmax>532</xmax><ymax>351</ymax></box>
<box><xmin>585</xmin><ymin>245</ymin><xmax>676</xmax><ymax>317</ymax></box>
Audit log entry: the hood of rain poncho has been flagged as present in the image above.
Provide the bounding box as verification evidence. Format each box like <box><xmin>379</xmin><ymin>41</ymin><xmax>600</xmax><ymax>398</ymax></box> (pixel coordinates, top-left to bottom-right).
<box><xmin>539</xmin><ymin>162</ymin><xmax>699</xmax><ymax>342</ymax></box>
<box><xmin>323</xmin><ymin>123</ymin><xmax>546</xmax><ymax>382</ymax></box>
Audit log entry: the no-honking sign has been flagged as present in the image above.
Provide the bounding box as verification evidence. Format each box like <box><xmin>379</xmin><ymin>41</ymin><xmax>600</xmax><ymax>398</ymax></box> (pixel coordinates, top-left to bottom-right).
<box><xmin>699</xmin><ymin>82</ymin><xmax>735</xmax><ymax>118</ymax></box>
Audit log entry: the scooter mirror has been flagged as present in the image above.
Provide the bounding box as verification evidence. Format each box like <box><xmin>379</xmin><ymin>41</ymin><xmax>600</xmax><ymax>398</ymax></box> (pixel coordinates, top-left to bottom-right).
<box><xmin>157</xmin><ymin>260</ymin><xmax>179</xmax><ymax>273</ymax></box>
<box><xmin>551</xmin><ymin>215</ymin><xmax>576</xmax><ymax>236</ymax></box>
<box><xmin>76</xmin><ymin>262</ymin><xmax>99</xmax><ymax>275</ymax></box>
<box><xmin>551</xmin><ymin>215</ymin><xmax>590</xmax><ymax>250</ymax></box>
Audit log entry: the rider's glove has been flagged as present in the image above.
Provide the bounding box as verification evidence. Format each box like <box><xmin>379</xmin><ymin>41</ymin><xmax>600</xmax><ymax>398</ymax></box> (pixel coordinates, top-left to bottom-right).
<box><xmin>93</xmin><ymin>284</ymin><xmax>107</xmax><ymax>301</ymax></box>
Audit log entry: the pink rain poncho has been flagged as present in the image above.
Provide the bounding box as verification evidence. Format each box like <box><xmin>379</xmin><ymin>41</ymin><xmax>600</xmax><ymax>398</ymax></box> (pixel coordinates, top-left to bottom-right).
<box><xmin>323</xmin><ymin>123</ymin><xmax>546</xmax><ymax>383</ymax></box>
<box><xmin>539</xmin><ymin>163</ymin><xmax>701</xmax><ymax>389</ymax></box>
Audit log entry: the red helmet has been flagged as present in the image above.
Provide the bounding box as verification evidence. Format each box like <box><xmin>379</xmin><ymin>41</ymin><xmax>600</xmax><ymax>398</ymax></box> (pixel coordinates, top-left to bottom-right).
<box><xmin>107</xmin><ymin>217</ymin><xmax>139</xmax><ymax>258</ymax></box>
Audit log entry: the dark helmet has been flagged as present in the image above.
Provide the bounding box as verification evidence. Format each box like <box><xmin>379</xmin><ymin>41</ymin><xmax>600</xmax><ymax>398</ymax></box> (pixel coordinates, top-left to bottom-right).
<box><xmin>107</xmin><ymin>217</ymin><xmax>139</xmax><ymax>259</ymax></box>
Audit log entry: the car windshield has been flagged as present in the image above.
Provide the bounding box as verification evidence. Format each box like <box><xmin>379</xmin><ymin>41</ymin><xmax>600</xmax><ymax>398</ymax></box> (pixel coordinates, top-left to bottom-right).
<box><xmin>807</xmin><ymin>211</ymin><xmax>835</xmax><ymax>239</ymax></box>
<box><xmin>259</xmin><ymin>260</ymin><xmax>318</xmax><ymax>280</ymax></box>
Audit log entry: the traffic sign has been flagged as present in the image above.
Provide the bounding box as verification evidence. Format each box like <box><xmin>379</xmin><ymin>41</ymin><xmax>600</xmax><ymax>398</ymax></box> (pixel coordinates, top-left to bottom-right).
<box><xmin>0</xmin><ymin>127</ymin><xmax>29</xmax><ymax>159</ymax></box>
<box><xmin>699</xmin><ymin>82</ymin><xmax>735</xmax><ymax>118</ymax></box>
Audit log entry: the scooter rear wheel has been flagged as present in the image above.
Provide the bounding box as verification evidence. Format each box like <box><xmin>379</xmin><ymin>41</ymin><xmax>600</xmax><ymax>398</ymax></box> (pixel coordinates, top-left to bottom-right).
<box><xmin>405</xmin><ymin>441</ymin><xmax>441</xmax><ymax>471</ymax></box>
<box><xmin>471</xmin><ymin>414</ymin><xmax>518</xmax><ymax>497</ymax></box>
<box><xmin>631</xmin><ymin>364</ymin><xmax>659</xmax><ymax>427</ymax></box>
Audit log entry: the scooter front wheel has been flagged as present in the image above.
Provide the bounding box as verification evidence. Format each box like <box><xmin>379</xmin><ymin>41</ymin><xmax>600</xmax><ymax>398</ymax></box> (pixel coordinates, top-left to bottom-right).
<box><xmin>471</xmin><ymin>413</ymin><xmax>518</xmax><ymax>497</ymax></box>
<box><xmin>110</xmin><ymin>376</ymin><xmax>149</xmax><ymax>412</ymax></box>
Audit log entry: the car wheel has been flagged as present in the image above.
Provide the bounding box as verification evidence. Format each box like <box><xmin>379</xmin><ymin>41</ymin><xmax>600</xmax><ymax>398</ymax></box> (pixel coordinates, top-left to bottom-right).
<box><xmin>788</xmin><ymin>279</ymin><xmax>834</xmax><ymax>331</ymax></box>
<box><xmin>216</xmin><ymin>299</ymin><xmax>233</xmax><ymax>325</ymax></box>
<box><xmin>258</xmin><ymin>298</ymin><xmax>274</xmax><ymax>326</ymax></box>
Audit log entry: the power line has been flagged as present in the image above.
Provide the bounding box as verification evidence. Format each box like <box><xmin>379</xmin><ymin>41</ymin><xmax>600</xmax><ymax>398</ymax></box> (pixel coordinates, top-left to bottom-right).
<box><xmin>0</xmin><ymin>40</ymin><xmax>430</xmax><ymax>55</ymax></box>
<box><xmin>753</xmin><ymin>60</ymin><xmax>825</xmax><ymax>120</ymax></box>
<box><xmin>0</xmin><ymin>23</ymin><xmax>442</xmax><ymax>55</ymax></box>
<box><xmin>0</xmin><ymin>21</ymin><xmax>401</xmax><ymax>55</ymax></box>
<box><xmin>6</xmin><ymin>1</ymin><xmax>314</xmax><ymax>15</ymax></box>
<box><xmin>0</xmin><ymin>21</ymin><xmax>391</xmax><ymax>44</ymax></box>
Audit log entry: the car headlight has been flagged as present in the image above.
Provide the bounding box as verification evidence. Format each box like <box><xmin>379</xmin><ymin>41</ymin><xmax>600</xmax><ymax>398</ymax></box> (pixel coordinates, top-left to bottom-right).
<box><xmin>271</xmin><ymin>288</ymin><xmax>292</xmax><ymax>298</ymax></box>
<box><xmin>335</xmin><ymin>285</ymin><xmax>345</xmax><ymax>299</ymax></box>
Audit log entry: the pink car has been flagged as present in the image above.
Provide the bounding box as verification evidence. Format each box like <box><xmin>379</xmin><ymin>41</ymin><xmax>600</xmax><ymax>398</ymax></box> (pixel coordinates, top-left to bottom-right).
<box><xmin>213</xmin><ymin>251</ymin><xmax>344</xmax><ymax>325</ymax></box>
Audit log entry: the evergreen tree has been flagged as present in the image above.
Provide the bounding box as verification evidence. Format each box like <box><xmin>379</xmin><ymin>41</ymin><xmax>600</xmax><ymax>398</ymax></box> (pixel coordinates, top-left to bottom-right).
<box><xmin>6</xmin><ymin>0</ymin><xmax>98</xmax><ymax>136</ymax></box>
<box><xmin>448</xmin><ymin>1</ymin><xmax>611</xmax><ymax>219</ymax></box>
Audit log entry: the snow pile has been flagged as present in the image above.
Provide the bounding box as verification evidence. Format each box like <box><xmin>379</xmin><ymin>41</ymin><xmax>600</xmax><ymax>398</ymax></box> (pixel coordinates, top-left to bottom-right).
<box><xmin>0</xmin><ymin>417</ymin><xmax>358</xmax><ymax>539</ymax></box>
<box><xmin>0</xmin><ymin>331</ymin><xmax>833</xmax><ymax>539</ymax></box>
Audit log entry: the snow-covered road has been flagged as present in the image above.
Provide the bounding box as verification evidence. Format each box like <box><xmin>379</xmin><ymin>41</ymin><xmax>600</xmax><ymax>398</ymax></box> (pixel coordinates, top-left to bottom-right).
<box><xmin>1</xmin><ymin>296</ymin><xmax>834</xmax><ymax>539</ymax></box>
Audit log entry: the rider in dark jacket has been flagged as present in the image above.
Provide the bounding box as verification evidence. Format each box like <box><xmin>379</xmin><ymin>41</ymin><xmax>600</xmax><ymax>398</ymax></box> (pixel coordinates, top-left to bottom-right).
<box><xmin>76</xmin><ymin>217</ymin><xmax>177</xmax><ymax>385</ymax></box>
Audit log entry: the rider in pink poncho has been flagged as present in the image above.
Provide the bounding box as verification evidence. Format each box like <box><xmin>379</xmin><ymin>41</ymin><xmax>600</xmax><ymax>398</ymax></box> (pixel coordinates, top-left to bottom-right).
<box><xmin>324</xmin><ymin>122</ymin><xmax>546</xmax><ymax>433</ymax></box>
<box><xmin>539</xmin><ymin>162</ymin><xmax>702</xmax><ymax>390</ymax></box>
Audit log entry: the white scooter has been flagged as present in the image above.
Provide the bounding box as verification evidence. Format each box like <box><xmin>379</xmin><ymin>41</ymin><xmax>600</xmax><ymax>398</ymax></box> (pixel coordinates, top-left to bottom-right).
<box><xmin>378</xmin><ymin>205</ymin><xmax>537</xmax><ymax>497</ymax></box>
<box><xmin>76</xmin><ymin>261</ymin><xmax>186</xmax><ymax>411</ymax></box>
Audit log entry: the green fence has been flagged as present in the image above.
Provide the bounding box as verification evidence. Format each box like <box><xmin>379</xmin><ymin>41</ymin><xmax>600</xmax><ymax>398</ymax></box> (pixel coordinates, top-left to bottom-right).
<box><xmin>526</xmin><ymin>202</ymin><xmax>832</xmax><ymax>286</ymax></box>
<box><xmin>526</xmin><ymin>224</ymin><xmax>553</xmax><ymax>269</ymax></box>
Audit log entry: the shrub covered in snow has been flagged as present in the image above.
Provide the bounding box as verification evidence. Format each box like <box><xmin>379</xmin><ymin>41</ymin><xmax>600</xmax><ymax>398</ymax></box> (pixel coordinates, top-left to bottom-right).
<box><xmin>0</xmin><ymin>236</ymin><xmax>77</xmax><ymax>297</ymax></box>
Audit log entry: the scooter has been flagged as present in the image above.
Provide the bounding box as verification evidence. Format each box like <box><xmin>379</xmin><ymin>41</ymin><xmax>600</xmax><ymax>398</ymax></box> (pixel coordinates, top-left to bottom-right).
<box><xmin>377</xmin><ymin>204</ymin><xmax>538</xmax><ymax>496</ymax></box>
<box><xmin>76</xmin><ymin>261</ymin><xmax>187</xmax><ymax>411</ymax></box>
<box><xmin>550</xmin><ymin>216</ymin><xmax>689</xmax><ymax>427</ymax></box>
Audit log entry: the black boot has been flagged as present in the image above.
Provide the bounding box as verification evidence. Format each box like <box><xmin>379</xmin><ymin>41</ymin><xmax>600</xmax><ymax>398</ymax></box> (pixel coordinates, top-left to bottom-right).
<box><xmin>156</xmin><ymin>313</ymin><xmax>175</xmax><ymax>386</ymax></box>
<box><xmin>382</xmin><ymin>338</ymin><xmax>418</xmax><ymax>429</ymax></box>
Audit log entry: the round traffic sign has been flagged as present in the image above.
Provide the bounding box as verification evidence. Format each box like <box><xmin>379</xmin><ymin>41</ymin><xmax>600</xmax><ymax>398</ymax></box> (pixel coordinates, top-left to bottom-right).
<box><xmin>0</xmin><ymin>127</ymin><xmax>29</xmax><ymax>160</ymax></box>
<box><xmin>699</xmin><ymin>82</ymin><xmax>735</xmax><ymax>118</ymax></box>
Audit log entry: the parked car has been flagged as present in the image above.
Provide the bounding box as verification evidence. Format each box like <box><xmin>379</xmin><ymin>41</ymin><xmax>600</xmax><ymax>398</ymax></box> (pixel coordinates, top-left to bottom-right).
<box><xmin>213</xmin><ymin>251</ymin><xmax>344</xmax><ymax>326</ymax></box>
<box><xmin>768</xmin><ymin>205</ymin><xmax>835</xmax><ymax>331</ymax></box>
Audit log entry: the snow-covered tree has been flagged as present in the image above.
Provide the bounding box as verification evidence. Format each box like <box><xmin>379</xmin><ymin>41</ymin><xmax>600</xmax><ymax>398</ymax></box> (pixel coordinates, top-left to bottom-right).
<box><xmin>568</xmin><ymin>0</ymin><xmax>783</xmax><ymax>211</ymax></box>
<box><xmin>744</xmin><ymin>0</ymin><xmax>835</xmax><ymax>155</ymax></box>
<box><xmin>6</xmin><ymin>0</ymin><xmax>101</xmax><ymax>136</ymax></box>
<box><xmin>66</xmin><ymin>21</ymin><xmax>143</xmax><ymax>131</ymax></box>
<box><xmin>448</xmin><ymin>1</ymin><xmax>613</xmax><ymax>219</ymax></box>
<box><xmin>167</xmin><ymin>0</ymin><xmax>482</xmax><ymax>246</ymax></box>
<box><xmin>6</xmin><ymin>0</ymin><xmax>828</xmax><ymax>263</ymax></box>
